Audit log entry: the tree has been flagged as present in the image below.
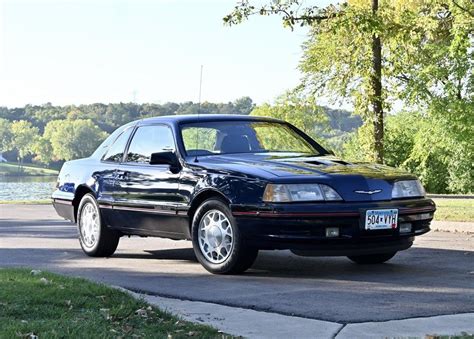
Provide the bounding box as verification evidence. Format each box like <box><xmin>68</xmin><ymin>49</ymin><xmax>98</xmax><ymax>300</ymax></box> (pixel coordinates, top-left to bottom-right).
<box><xmin>225</xmin><ymin>0</ymin><xmax>386</xmax><ymax>162</ymax></box>
<box><xmin>32</xmin><ymin>137</ymin><xmax>54</xmax><ymax>165</ymax></box>
<box><xmin>0</xmin><ymin>118</ymin><xmax>12</xmax><ymax>153</ymax></box>
<box><xmin>10</xmin><ymin>120</ymin><xmax>40</xmax><ymax>169</ymax></box>
<box><xmin>344</xmin><ymin>110</ymin><xmax>473</xmax><ymax>193</ymax></box>
<box><xmin>44</xmin><ymin>119</ymin><xmax>108</xmax><ymax>161</ymax></box>
<box><xmin>233</xmin><ymin>97</ymin><xmax>255</xmax><ymax>115</ymax></box>
<box><xmin>224</xmin><ymin>0</ymin><xmax>474</xmax><ymax>164</ymax></box>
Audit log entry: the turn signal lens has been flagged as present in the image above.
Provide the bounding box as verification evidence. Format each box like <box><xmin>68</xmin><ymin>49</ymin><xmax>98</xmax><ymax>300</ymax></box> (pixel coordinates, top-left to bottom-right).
<box><xmin>262</xmin><ymin>184</ymin><xmax>291</xmax><ymax>202</ymax></box>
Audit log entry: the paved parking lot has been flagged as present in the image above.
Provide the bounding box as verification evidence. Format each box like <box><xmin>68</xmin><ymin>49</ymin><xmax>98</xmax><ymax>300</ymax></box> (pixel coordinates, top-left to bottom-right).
<box><xmin>1</xmin><ymin>204</ymin><xmax>473</xmax><ymax>323</ymax></box>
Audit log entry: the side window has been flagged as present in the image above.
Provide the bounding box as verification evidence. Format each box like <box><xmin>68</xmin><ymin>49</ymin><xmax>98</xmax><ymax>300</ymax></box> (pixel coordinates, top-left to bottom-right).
<box><xmin>126</xmin><ymin>125</ymin><xmax>175</xmax><ymax>164</ymax></box>
<box><xmin>102</xmin><ymin>128</ymin><xmax>133</xmax><ymax>162</ymax></box>
<box><xmin>92</xmin><ymin>125</ymin><xmax>127</xmax><ymax>159</ymax></box>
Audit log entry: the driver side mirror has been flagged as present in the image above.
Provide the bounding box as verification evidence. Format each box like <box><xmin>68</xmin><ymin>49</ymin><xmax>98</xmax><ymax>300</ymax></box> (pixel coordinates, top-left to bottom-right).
<box><xmin>150</xmin><ymin>151</ymin><xmax>181</xmax><ymax>173</ymax></box>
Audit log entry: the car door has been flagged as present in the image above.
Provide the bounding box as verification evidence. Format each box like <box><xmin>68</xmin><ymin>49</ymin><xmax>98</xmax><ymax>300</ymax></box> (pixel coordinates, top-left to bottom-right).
<box><xmin>112</xmin><ymin>124</ymin><xmax>187</xmax><ymax>238</ymax></box>
<box><xmin>95</xmin><ymin>126</ymin><xmax>135</xmax><ymax>226</ymax></box>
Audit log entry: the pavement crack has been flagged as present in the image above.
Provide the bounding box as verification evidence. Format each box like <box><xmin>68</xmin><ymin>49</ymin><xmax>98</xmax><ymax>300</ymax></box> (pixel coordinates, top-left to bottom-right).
<box><xmin>332</xmin><ymin>323</ymin><xmax>346</xmax><ymax>338</ymax></box>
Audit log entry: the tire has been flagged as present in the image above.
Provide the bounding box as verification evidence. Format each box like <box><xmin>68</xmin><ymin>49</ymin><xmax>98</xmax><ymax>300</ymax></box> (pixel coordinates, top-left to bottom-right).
<box><xmin>347</xmin><ymin>252</ymin><xmax>397</xmax><ymax>264</ymax></box>
<box><xmin>77</xmin><ymin>193</ymin><xmax>120</xmax><ymax>257</ymax></box>
<box><xmin>191</xmin><ymin>198</ymin><xmax>258</xmax><ymax>274</ymax></box>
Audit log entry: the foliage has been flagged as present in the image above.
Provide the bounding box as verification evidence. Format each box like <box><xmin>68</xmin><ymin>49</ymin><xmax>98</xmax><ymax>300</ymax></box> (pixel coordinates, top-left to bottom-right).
<box><xmin>0</xmin><ymin>97</ymin><xmax>256</xmax><ymax>134</ymax></box>
<box><xmin>0</xmin><ymin>118</ymin><xmax>12</xmax><ymax>152</ymax></box>
<box><xmin>32</xmin><ymin>136</ymin><xmax>55</xmax><ymax>165</ymax></box>
<box><xmin>0</xmin><ymin>98</ymin><xmax>256</xmax><ymax>165</ymax></box>
<box><xmin>251</xmin><ymin>93</ymin><xmax>360</xmax><ymax>153</ymax></box>
<box><xmin>225</xmin><ymin>0</ymin><xmax>474</xmax><ymax>165</ymax></box>
<box><xmin>10</xmin><ymin>121</ymin><xmax>40</xmax><ymax>166</ymax></box>
<box><xmin>344</xmin><ymin>111</ymin><xmax>473</xmax><ymax>194</ymax></box>
<box><xmin>226</xmin><ymin>0</ymin><xmax>387</xmax><ymax>162</ymax></box>
<box><xmin>224</xmin><ymin>0</ymin><xmax>336</xmax><ymax>29</ymax></box>
<box><xmin>43</xmin><ymin>119</ymin><xmax>108</xmax><ymax>161</ymax></box>
<box><xmin>182</xmin><ymin>127</ymin><xmax>217</xmax><ymax>152</ymax></box>
<box><xmin>251</xmin><ymin>92</ymin><xmax>327</xmax><ymax>139</ymax></box>
<box><xmin>0</xmin><ymin>268</ymin><xmax>223</xmax><ymax>338</ymax></box>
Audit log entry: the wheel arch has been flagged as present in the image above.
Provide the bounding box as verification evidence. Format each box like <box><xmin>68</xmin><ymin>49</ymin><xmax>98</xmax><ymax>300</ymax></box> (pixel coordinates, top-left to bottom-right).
<box><xmin>72</xmin><ymin>185</ymin><xmax>96</xmax><ymax>222</ymax></box>
<box><xmin>187</xmin><ymin>189</ymin><xmax>231</xmax><ymax>231</ymax></box>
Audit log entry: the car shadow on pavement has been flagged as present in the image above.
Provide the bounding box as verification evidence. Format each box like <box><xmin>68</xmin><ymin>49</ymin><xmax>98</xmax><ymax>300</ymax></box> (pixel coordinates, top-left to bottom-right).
<box><xmin>113</xmin><ymin>249</ymin><xmax>199</xmax><ymax>263</ymax></box>
<box><xmin>107</xmin><ymin>245</ymin><xmax>473</xmax><ymax>285</ymax></box>
<box><xmin>245</xmin><ymin>247</ymin><xmax>474</xmax><ymax>282</ymax></box>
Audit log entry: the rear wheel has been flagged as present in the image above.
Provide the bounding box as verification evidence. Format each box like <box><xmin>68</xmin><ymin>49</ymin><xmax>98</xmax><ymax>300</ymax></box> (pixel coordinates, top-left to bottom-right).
<box><xmin>347</xmin><ymin>252</ymin><xmax>397</xmax><ymax>264</ymax></box>
<box><xmin>192</xmin><ymin>198</ymin><xmax>258</xmax><ymax>274</ymax></box>
<box><xmin>77</xmin><ymin>193</ymin><xmax>120</xmax><ymax>257</ymax></box>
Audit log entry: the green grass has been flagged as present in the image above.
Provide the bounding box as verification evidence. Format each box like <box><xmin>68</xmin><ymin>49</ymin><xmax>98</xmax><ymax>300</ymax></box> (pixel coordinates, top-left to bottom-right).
<box><xmin>0</xmin><ymin>162</ymin><xmax>58</xmax><ymax>176</ymax></box>
<box><xmin>433</xmin><ymin>199</ymin><xmax>474</xmax><ymax>222</ymax></box>
<box><xmin>0</xmin><ymin>268</ymin><xmax>227</xmax><ymax>338</ymax></box>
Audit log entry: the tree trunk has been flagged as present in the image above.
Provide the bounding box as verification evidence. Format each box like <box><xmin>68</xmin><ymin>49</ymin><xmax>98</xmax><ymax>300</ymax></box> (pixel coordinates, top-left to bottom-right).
<box><xmin>371</xmin><ymin>0</ymin><xmax>384</xmax><ymax>164</ymax></box>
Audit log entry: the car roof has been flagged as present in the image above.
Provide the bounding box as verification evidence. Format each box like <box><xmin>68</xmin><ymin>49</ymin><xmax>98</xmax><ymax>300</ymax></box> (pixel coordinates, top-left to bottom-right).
<box><xmin>137</xmin><ymin>114</ymin><xmax>283</xmax><ymax>126</ymax></box>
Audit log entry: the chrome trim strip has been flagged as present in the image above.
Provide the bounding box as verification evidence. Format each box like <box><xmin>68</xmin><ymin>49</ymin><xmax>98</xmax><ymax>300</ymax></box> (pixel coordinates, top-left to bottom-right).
<box><xmin>53</xmin><ymin>199</ymin><xmax>73</xmax><ymax>206</ymax></box>
<box><xmin>99</xmin><ymin>204</ymin><xmax>178</xmax><ymax>215</ymax></box>
<box><xmin>232</xmin><ymin>211</ymin><xmax>360</xmax><ymax>218</ymax></box>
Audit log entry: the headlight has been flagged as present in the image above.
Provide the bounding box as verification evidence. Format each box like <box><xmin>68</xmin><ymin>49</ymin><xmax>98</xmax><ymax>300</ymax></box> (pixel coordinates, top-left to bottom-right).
<box><xmin>392</xmin><ymin>180</ymin><xmax>425</xmax><ymax>198</ymax></box>
<box><xmin>263</xmin><ymin>184</ymin><xmax>343</xmax><ymax>202</ymax></box>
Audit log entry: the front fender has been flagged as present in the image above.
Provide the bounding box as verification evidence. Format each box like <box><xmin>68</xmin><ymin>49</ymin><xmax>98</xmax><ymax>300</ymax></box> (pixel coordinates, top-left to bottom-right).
<box><xmin>189</xmin><ymin>170</ymin><xmax>267</xmax><ymax>205</ymax></box>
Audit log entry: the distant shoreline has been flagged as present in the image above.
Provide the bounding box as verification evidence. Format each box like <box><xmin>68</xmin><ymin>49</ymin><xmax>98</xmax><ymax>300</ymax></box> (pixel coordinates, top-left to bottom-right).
<box><xmin>0</xmin><ymin>162</ymin><xmax>58</xmax><ymax>177</ymax></box>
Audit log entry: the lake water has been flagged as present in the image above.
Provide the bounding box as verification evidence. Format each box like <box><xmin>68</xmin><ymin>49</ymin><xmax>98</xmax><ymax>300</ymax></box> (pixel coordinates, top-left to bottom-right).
<box><xmin>0</xmin><ymin>176</ymin><xmax>57</xmax><ymax>201</ymax></box>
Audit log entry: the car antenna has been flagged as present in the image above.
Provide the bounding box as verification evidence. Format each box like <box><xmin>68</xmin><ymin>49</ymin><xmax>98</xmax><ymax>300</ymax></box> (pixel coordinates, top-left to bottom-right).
<box><xmin>194</xmin><ymin>64</ymin><xmax>203</xmax><ymax>163</ymax></box>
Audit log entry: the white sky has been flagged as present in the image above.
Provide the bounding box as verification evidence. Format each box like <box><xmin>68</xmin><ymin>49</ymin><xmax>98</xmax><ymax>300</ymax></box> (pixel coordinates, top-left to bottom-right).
<box><xmin>0</xmin><ymin>0</ymin><xmax>338</xmax><ymax>108</ymax></box>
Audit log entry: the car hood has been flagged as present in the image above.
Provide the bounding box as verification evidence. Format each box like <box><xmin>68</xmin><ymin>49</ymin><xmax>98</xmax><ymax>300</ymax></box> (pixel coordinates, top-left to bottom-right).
<box><xmin>195</xmin><ymin>153</ymin><xmax>416</xmax><ymax>202</ymax></box>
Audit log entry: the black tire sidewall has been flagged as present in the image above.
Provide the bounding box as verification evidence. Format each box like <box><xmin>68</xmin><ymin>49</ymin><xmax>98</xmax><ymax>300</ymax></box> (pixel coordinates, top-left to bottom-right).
<box><xmin>77</xmin><ymin>193</ymin><xmax>103</xmax><ymax>255</ymax></box>
<box><xmin>191</xmin><ymin>198</ymin><xmax>251</xmax><ymax>274</ymax></box>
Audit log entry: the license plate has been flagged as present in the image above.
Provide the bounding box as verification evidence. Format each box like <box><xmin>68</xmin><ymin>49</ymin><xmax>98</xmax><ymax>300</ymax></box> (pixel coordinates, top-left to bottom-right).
<box><xmin>365</xmin><ymin>209</ymin><xmax>398</xmax><ymax>230</ymax></box>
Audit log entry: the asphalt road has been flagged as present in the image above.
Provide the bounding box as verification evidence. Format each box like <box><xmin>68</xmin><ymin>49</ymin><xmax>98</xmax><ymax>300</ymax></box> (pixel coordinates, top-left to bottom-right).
<box><xmin>1</xmin><ymin>204</ymin><xmax>473</xmax><ymax>323</ymax></box>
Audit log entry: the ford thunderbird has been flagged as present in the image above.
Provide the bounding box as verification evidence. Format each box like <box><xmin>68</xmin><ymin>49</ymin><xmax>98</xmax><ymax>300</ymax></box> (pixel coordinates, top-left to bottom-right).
<box><xmin>52</xmin><ymin>115</ymin><xmax>436</xmax><ymax>274</ymax></box>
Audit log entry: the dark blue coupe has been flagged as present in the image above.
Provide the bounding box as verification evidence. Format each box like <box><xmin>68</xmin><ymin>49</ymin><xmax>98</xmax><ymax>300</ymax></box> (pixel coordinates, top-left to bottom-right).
<box><xmin>52</xmin><ymin>115</ymin><xmax>436</xmax><ymax>274</ymax></box>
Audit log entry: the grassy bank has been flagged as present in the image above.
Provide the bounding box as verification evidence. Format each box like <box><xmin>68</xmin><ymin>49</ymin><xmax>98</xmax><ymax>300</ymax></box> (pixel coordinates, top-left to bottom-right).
<box><xmin>0</xmin><ymin>200</ymin><xmax>51</xmax><ymax>205</ymax></box>
<box><xmin>433</xmin><ymin>199</ymin><xmax>474</xmax><ymax>222</ymax></box>
<box><xmin>0</xmin><ymin>162</ymin><xmax>58</xmax><ymax>176</ymax></box>
<box><xmin>0</xmin><ymin>268</ymin><xmax>225</xmax><ymax>338</ymax></box>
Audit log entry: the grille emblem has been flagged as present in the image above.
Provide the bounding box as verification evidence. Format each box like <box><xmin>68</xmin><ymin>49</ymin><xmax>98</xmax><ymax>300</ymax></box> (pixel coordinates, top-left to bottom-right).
<box><xmin>354</xmin><ymin>189</ymin><xmax>382</xmax><ymax>195</ymax></box>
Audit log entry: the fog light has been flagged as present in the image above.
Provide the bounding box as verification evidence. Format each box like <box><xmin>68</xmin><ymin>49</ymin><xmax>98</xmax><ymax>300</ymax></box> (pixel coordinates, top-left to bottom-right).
<box><xmin>400</xmin><ymin>223</ymin><xmax>412</xmax><ymax>233</ymax></box>
<box><xmin>326</xmin><ymin>227</ymin><xmax>339</xmax><ymax>237</ymax></box>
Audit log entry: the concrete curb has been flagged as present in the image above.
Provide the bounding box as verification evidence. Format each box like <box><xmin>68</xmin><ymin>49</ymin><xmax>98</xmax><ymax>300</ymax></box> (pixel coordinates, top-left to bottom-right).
<box><xmin>122</xmin><ymin>289</ymin><xmax>342</xmax><ymax>339</ymax></box>
<box><xmin>119</xmin><ymin>287</ymin><xmax>474</xmax><ymax>339</ymax></box>
<box><xmin>337</xmin><ymin>313</ymin><xmax>474</xmax><ymax>339</ymax></box>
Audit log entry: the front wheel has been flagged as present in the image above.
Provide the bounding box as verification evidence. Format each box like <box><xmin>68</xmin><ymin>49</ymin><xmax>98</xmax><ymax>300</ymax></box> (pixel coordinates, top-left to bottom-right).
<box><xmin>347</xmin><ymin>252</ymin><xmax>397</xmax><ymax>264</ymax></box>
<box><xmin>77</xmin><ymin>193</ymin><xmax>120</xmax><ymax>257</ymax></box>
<box><xmin>191</xmin><ymin>198</ymin><xmax>258</xmax><ymax>274</ymax></box>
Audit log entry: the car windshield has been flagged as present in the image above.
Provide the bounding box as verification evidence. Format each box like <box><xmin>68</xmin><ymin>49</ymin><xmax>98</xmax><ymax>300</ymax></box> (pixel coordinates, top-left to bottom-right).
<box><xmin>181</xmin><ymin>120</ymin><xmax>324</xmax><ymax>157</ymax></box>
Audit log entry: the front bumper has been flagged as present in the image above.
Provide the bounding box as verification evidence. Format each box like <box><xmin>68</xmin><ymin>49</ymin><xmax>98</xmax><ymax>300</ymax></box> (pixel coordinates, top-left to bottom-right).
<box><xmin>230</xmin><ymin>198</ymin><xmax>435</xmax><ymax>255</ymax></box>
